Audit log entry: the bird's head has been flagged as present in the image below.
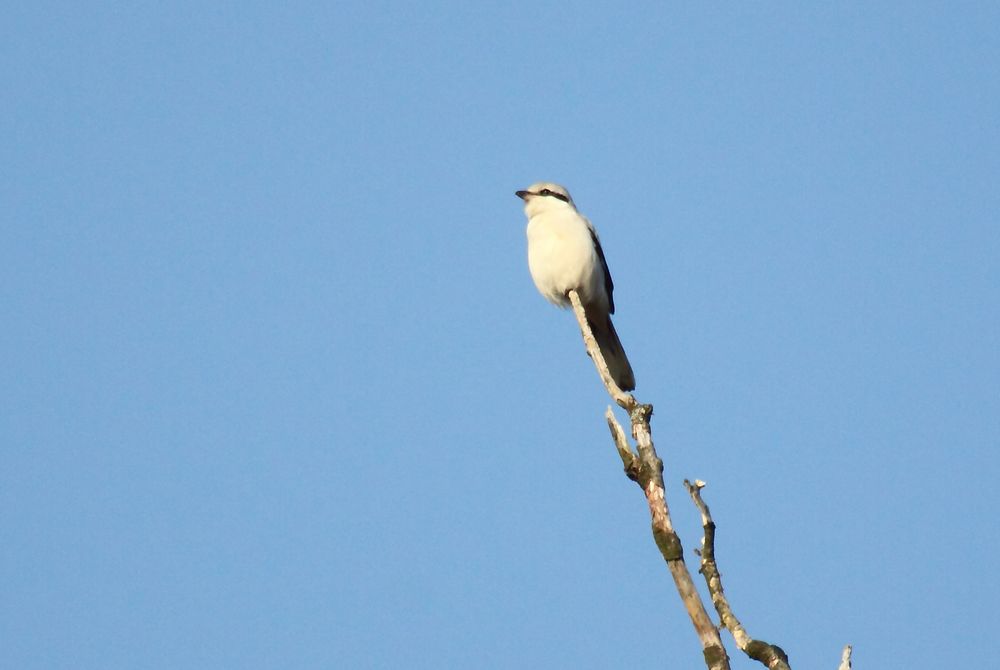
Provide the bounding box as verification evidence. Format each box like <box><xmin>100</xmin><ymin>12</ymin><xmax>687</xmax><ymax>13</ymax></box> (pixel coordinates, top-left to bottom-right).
<box><xmin>515</xmin><ymin>182</ymin><xmax>576</xmax><ymax>217</ymax></box>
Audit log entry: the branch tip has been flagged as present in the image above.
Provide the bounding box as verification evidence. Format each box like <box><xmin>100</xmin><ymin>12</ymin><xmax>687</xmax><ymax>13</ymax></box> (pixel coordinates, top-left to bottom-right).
<box><xmin>838</xmin><ymin>645</ymin><xmax>852</xmax><ymax>670</ymax></box>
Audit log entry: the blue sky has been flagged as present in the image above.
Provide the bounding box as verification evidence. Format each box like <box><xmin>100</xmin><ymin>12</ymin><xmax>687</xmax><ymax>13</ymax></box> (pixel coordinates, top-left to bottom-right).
<box><xmin>2</xmin><ymin>2</ymin><xmax>998</xmax><ymax>668</ymax></box>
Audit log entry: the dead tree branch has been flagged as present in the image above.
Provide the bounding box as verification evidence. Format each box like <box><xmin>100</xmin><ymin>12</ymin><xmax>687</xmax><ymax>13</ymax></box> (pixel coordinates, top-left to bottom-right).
<box><xmin>838</xmin><ymin>645</ymin><xmax>853</xmax><ymax>670</ymax></box>
<box><xmin>567</xmin><ymin>290</ymin><xmax>730</xmax><ymax>670</ymax></box>
<box><xmin>683</xmin><ymin>479</ymin><xmax>791</xmax><ymax>670</ymax></box>
<box><xmin>567</xmin><ymin>290</ymin><xmax>851</xmax><ymax>669</ymax></box>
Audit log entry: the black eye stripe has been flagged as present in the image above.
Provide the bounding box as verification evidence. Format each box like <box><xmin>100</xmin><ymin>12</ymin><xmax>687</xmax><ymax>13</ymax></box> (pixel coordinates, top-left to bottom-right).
<box><xmin>537</xmin><ymin>188</ymin><xmax>569</xmax><ymax>203</ymax></box>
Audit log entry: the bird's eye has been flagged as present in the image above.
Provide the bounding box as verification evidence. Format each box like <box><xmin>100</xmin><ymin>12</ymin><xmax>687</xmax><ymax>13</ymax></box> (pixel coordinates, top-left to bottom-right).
<box><xmin>539</xmin><ymin>188</ymin><xmax>552</xmax><ymax>196</ymax></box>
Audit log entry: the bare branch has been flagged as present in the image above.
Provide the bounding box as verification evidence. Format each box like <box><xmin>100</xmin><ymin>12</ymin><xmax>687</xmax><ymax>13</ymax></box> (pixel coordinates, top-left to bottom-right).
<box><xmin>567</xmin><ymin>290</ymin><xmax>635</xmax><ymax>411</ymax></box>
<box><xmin>567</xmin><ymin>290</ymin><xmax>730</xmax><ymax>670</ymax></box>
<box><xmin>684</xmin><ymin>480</ymin><xmax>791</xmax><ymax>670</ymax></box>
<box><xmin>605</xmin><ymin>407</ymin><xmax>639</xmax><ymax>481</ymax></box>
<box><xmin>838</xmin><ymin>645</ymin><xmax>852</xmax><ymax>670</ymax></box>
<box><xmin>565</xmin><ymin>291</ymin><xmax>820</xmax><ymax>667</ymax></box>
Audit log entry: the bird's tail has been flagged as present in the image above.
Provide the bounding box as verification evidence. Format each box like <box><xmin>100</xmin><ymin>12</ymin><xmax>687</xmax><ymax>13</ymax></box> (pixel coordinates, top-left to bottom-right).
<box><xmin>587</xmin><ymin>312</ymin><xmax>636</xmax><ymax>391</ymax></box>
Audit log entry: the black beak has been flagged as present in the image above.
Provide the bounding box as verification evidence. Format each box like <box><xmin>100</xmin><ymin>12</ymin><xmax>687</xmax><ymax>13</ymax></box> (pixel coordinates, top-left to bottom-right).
<box><xmin>515</xmin><ymin>190</ymin><xmax>530</xmax><ymax>200</ymax></box>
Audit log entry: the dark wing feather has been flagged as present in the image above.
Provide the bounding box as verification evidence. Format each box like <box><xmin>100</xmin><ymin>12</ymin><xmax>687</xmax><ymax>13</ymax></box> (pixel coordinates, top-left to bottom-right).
<box><xmin>588</xmin><ymin>225</ymin><xmax>615</xmax><ymax>314</ymax></box>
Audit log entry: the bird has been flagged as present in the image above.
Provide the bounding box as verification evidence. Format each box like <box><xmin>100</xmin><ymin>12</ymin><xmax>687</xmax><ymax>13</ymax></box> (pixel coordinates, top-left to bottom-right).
<box><xmin>516</xmin><ymin>182</ymin><xmax>636</xmax><ymax>391</ymax></box>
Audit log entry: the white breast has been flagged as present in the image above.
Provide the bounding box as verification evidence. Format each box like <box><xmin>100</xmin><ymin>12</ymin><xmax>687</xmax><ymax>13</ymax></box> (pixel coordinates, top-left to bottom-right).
<box><xmin>526</xmin><ymin>209</ymin><xmax>604</xmax><ymax>308</ymax></box>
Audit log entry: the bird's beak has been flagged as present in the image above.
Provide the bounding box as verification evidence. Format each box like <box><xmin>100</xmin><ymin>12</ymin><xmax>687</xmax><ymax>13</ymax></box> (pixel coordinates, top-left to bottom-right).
<box><xmin>515</xmin><ymin>190</ymin><xmax>530</xmax><ymax>200</ymax></box>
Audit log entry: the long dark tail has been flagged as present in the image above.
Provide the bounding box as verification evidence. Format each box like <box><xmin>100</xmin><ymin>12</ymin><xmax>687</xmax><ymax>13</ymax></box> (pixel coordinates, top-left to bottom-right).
<box><xmin>587</xmin><ymin>312</ymin><xmax>636</xmax><ymax>391</ymax></box>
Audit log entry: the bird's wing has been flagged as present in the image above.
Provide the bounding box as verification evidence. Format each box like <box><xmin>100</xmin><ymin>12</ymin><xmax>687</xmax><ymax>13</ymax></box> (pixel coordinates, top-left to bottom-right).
<box><xmin>585</xmin><ymin>217</ymin><xmax>615</xmax><ymax>314</ymax></box>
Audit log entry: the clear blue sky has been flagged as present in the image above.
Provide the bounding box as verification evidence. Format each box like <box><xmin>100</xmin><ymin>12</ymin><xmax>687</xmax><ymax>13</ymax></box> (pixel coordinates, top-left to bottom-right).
<box><xmin>3</xmin><ymin>3</ymin><xmax>998</xmax><ymax>668</ymax></box>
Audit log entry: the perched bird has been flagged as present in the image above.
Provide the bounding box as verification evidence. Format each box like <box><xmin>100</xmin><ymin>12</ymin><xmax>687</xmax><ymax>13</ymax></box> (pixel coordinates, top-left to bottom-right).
<box><xmin>516</xmin><ymin>182</ymin><xmax>635</xmax><ymax>391</ymax></box>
